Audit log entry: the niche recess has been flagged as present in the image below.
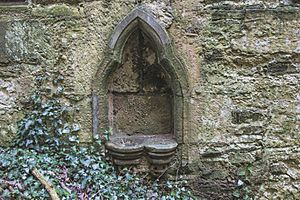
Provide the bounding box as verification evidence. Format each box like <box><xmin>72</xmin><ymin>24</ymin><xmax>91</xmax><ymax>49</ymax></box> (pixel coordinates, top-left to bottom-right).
<box><xmin>93</xmin><ymin>7</ymin><xmax>189</xmax><ymax>173</ymax></box>
<box><xmin>108</xmin><ymin>29</ymin><xmax>173</xmax><ymax>135</ymax></box>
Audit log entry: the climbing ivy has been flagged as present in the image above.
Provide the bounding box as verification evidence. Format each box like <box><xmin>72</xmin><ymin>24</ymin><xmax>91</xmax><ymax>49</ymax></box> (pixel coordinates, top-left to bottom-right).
<box><xmin>14</xmin><ymin>93</ymin><xmax>80</xmax><ymax>150</ymax></box>
<box><xmin>232</xmin><ymin>165</ymin><xmax>255</xmax><ymax>200</ymax></box>
<box><xmin>0</xmin><ymin>93</ymin><xmax>195</xmax><ymax>199</ymax></box>
<box><xmin>0</xmin><ymin>146</ymin><xmax>194</xmax><ymax>199</ymax></box>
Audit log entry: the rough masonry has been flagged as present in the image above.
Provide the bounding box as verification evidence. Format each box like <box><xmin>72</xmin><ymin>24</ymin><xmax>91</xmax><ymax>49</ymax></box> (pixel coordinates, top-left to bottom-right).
<box><xmin>0</xmin><ymin>0</ymin><xmax>299</xmax><ymax>199</ymax></box>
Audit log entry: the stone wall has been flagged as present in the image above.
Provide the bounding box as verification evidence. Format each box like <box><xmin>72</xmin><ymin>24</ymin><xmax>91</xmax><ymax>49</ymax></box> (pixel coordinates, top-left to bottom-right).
<box><xmin>0</xmin><ymin>0</ymin><xmax>299</xmax><ymax>199</ymax></box>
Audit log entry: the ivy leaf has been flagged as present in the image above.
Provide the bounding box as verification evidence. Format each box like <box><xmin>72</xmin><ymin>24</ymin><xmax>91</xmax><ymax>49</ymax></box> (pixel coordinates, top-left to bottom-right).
<box><xmin>25</xmin><ymin>140</ymin><xmax>33</xmax><ymax>147</ymax></box>
<box><xmin>56</xmin><ymin>86</ymin><xmax>64</xmax><ymax>94</ymax></box>
<box><xmin>238</xmin><ymin>170</ymin><xmax>246</xmax><ymax>177</ymax></box>
<box><xmin>62</xmin><ymin>128</ymin><xmax>70</xmax><ymax>134</ymax></box>
<box><xmin>37</xmin><ymin>118</ymin><xmax>42</xmax><ymax>124</ymax></box>
<box><xmin>81</xmin><ymin>159</ymin><xmax>91</xmax><ymax>167</ymax></box>
<box><xmin>92</xmin><ymin>163</ymin><xmax>99</xmax><ymax>170</ymax></box>
<box><xmin>81</xmin><ymin>177</ymin><xmax>89</xmax><ymax>188</ymax></box>
<box><xmin>25</xmin><ymin>120</ymin><xmax>32</xmax><ymax>130</ymax></box>
<box><xmin>233</xmin><ymin>190</ymin><xmax>240</xmax><ymax>198</ymax></box>
<box><xmin>72</xmin><ymin>124</ymin><xmax>81</xmax><ymax>132</ymax></box>
<box><xmin>68</xmin><ymin>136</ymin><xmax>78</xmax><ymax>142</ymax></box>
<box><xmin>42</xmin><ymin>111</ymin><xmax>48</xmax><ymax>116</ymax></box>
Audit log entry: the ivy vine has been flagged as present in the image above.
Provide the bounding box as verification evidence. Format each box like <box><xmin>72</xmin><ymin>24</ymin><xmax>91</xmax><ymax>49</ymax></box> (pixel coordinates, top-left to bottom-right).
<box><xmin>13</xmin><ymin>93</ymin><xmax>80</xmax><ymax>150</ymax></box>
<box><xmin>0</xmin><ymin>92</ymin><xmax>195</xmax><ymax>199</ymax></box>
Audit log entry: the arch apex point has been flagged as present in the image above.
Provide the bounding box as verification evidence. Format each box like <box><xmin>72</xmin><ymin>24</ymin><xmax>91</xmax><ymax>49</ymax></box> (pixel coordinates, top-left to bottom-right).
<box><xmin>108</xmin><ymin>7</ymin><xmax>170</xmax><ymax>50</ymax></box>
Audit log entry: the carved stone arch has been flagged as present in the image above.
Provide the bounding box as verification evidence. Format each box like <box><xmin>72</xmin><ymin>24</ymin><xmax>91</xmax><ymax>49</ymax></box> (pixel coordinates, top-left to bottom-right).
<box><xmin>108</xmin><ymin>7</ymin><xmax>171</xmax><ymax>62</ymax></box>
<box><xmin>92</xmin><ymin>7</ymin><xmax>190</xmax><ymax>165</ymax></box>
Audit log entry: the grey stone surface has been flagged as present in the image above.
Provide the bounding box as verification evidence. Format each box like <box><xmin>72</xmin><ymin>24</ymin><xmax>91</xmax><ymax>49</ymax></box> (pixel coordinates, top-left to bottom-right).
<box><xmin>0</xmin><ymin>22</ymin><xmax>8</xmax><ymax>64</ymax></box>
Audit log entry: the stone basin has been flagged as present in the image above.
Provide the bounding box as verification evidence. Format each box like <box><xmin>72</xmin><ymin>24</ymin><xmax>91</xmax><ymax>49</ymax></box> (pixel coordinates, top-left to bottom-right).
<box><xmin>105</xmin><ymin>134</ymin><xmax>178</xmax><ymax>172</ymax></box>
<box><xmin>144</xmin><ymin>137</ymin><xmax>178</xmax><ymax>153</ymax></box>
<box><xmin>105</xmin><ymin>134</ymin><xmax>177</xmax><ymax>153</ymax></box>
<box><xmin>105</xmin><ymin>136</ymin><xmax>145</xmax><ymax>153</ymax></box>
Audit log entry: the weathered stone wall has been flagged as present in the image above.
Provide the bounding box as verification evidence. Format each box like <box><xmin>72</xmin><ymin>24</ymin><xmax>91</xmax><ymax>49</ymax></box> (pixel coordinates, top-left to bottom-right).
<box><xmin>0</xmin><ymin>0</ymin><xmax>299</xmax><ymax>199</ymax></box>
<box><xmin>170</xmin><ymin>1</ymin><xmax>300</xmax><ymax>199</ymax></box>
<box><xmin>0</xmin><ymin>1</ymin><xmax>135</xmax><ymax>144</ymax></box>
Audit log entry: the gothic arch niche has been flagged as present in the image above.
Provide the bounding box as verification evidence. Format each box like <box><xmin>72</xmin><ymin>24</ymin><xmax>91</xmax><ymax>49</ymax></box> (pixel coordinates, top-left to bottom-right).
<box><xmin>108</xmin><ymin>28</ymin><xmax>173</xmax><ymax>135</ymax></box>
<box><xmin>93</xmin><ymin>8</ymin><xmax>189</xmax><ymax>174</ymax></box>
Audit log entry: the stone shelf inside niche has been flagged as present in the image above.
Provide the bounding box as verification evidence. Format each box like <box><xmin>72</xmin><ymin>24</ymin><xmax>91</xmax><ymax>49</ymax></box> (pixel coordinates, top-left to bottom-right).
<box><xmin>105</xmin><ymin>133</ymin><xmax>178</xmax><ymax>175</ymax></box>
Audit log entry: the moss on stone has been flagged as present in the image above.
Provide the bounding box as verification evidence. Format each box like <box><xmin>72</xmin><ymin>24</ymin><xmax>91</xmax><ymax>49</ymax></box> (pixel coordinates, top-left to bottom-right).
<box><xmin>32</xmin><ymin>4</ymin><xmax>81</xmax><ymax>17</ymax></box>
<box><xmin>0</xmin><ymin>5</ymin><xmax>30</xmax><ymax>14</ymax></box>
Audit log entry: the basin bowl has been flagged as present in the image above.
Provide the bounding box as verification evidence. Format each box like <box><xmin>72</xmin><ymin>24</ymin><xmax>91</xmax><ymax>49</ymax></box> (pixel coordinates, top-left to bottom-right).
<box><xmin>105</xmin><ymin>134</ymin><xmax>178</xmax><ymax>171</ymax></box>
<box><xmin>105</xmin><ymin>136</ymin><xmax>145</xmax><ymax>153</ymax></box>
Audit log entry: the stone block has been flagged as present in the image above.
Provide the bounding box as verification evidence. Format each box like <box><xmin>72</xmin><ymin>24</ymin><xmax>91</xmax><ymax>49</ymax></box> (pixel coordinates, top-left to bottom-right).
<box><xmin>111</xmin><ymin>94</ymin><xmax>172</xmax><ymax>135</ymax></box>
<box><xmin>231</xmin><ymin>109</ymin><xmax>264</xmax><ymax>124</ymax></box>
<box><xmin>33</xmin><ymin>0</ymin><xmax>82</xmax><ymax>5</ymax></box>
<box><xmin>0</xmin><ymin>21</ymin><xmax>8</xmax><ymax>64</ymax></box>
<box><xmin>264</xmin><ymin>61</ymin><xmax>296</xmax><ymax>75</ymax></box>
<box><xmin>270</xmin><ymin>162</ymin><xmax>288</xmax><ymax>175</ymax></box>
<box><xmin>191</xmin><ymin>177</ymin><xmax>235</xmax><ymax>200</ymax></box>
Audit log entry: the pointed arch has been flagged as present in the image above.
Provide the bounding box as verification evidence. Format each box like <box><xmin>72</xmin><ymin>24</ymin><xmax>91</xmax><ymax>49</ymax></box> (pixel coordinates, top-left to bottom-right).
<box><xmin>109</xmin><ymin>8</ymin><xmax>170</xmax><ymax>50</ymax></box>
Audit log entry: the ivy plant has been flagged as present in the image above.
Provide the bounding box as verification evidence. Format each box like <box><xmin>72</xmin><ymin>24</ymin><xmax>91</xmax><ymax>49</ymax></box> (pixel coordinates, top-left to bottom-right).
<box><xmin>0</xmin><ymin>145</ymin><xmax>195</xmax><ymax>199</ymax></box>
<box><xmin>1</xmin><ymin>91</ymin><xmax>195</xmax><ymax>199</ymax></box>
<box><xmin>13</xmin><ymin>93</ymin><xmax>80</xmax><ymax>150</ymax></box>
